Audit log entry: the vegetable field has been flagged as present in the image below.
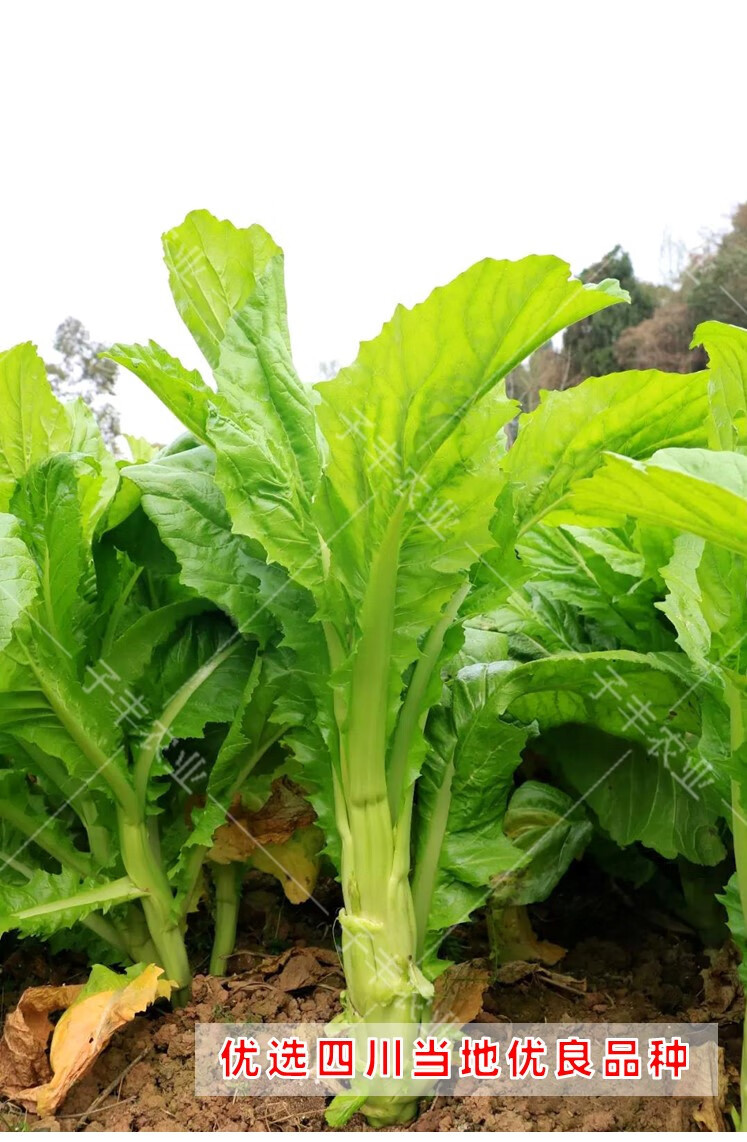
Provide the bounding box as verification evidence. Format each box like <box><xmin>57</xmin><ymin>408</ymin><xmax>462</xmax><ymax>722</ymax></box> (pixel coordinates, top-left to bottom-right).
<box><xmin>0</xmin><ymin>210</ymin><xmax>746</xmax><ymax>1131</ymax></box>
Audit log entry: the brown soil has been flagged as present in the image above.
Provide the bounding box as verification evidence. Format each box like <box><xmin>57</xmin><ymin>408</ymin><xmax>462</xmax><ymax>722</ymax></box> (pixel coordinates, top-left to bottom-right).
<box><xmin>0</xmin><ymin>871</ymin><xmax>741</xmax><ymax>1132</ymax></box>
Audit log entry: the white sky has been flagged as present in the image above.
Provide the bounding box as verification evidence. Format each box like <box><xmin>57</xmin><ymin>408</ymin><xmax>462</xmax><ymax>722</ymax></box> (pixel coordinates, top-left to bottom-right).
<box><xmin>1</xmin><ymin>0</ymin><xmax>746</xmax><ymax>442</ymax></box>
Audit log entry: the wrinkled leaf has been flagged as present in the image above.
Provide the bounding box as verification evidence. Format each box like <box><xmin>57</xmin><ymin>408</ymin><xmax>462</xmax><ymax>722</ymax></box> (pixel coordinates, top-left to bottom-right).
<box><xmin>208</xmin><ymin>779</ymin><xmax>315</xmax><ymax>864</ymax></box>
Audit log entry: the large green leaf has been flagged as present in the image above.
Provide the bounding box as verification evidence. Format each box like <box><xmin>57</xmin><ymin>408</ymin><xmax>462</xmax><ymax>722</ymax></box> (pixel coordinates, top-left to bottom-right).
<box><xmin>468</xmin><ymin>366</ymin><xmax>710</xmax><ymax>619</ymax></box>
<box><xmin>0</xmin><ymin>344</ymin><xmax>72</xmax><ymax>509</ymax></box>
<box><xmin>114</xmin><ymin>211</ymin><xmax>324</xmax><ymax>590</ymax></box>
<box><xmin>315</xmin><ymin>256</ymin><xmax>627</xmax><ymax>601</ymax></box>
<box><xmin>506</xmin><ymin>368</ymin><xmax>709</xmax><ymax>534</ymax></box>
<box><xmin>0</xmin><ymin>643</ymin><xmax>133</xmax><ymax>806</ymax></box>
<box><xmin>718</xmin><ymin>873</ymin><xmax>747</xmax><ymax>985</ymax></box>
<box><xmin>541</xmin><ymin>724</ymin><xmax>726</xmax><ymax>865</ymax></box>
<box><xmin>65</xmin><ymin>398</ymin><xmax>121</xmax><ymax>538</ymax></box>
<box><xmin>310</xmin><ymin>257</ymin><xmax>627</xmax><ymax>803</ymax></box>
<box><xmin>0</xmin><ymin>514</ymin><xmax>38</xmax><ymax>652</ymax></box>
<box><xmin>138</xmin><ymin>614</ymin><xmax>253</xmax><ymax>745</ymax></box>
<box><xmin>104</xmin><ymin>598</ymin><xmax>212</xmax><ymax>684</ymax></box>
<box><xmin>693</xmin><ymin>320</ymin><xmax>747</xmax><ymax>451</ymax></box>
<box><xmin>413</xmin><ymin>669</ymin><xmax>529</xmax><ymax>953</ymax></box>
<box><xmin>11</xmin><ymin>455</ymin><xmax>92</xmax><ymax>659</ymax></box>
<box><xmin>105</xmin><ymin>341</ymin><xmax>212</xmax><ymax>444</ymax></box>
<box><xmin>173</xmin><ymin>653</ymin><xmax>291</xmax><ymax>887</ymax></box>
<box><xmin>0</xmin><ymin>868</ymin><xmax>143</xmax><ymax>939</ymax></box>
<box><xmin>494</xmin><ymin>780</ymin><xmax>592</xmax><ymax>906</ymax></box>
<box><xmin>162</xmin><ymin>209</ymin><xmax>282</xmax><ymax>370</ymax></box>
<box><xmin>509</xmin><ymin>524</ymin><xmax>674</xmax><ymax>653</ymax></box>
<box><xmin>0</xmin><ymin>767</ymin><xmax>94</xmax><ymax>876</ymax></box>
<box><xmin>439</xmin><ymin>650</ymin><xmax>724</xmax><ymax>869</ymax></box>
<box><xmin>560</xmin><ymin>448</ymin><xmax>747</xmax><ymax>555</ymax></box>
<box><xmin>123</xmin><ymin>446</ymin><xmax>277</xmax><ymax>644</ymax></box>
<box><xmin>0</xmin><ymin>462</ymin><xmax>135</xmax><ymax>808</ymax></box>
<box><xmin>466</xmin><ymin>650</ymin><xmax>701</xmax><ymax>748</ymax></box>
<box><xmin>124</xmin><ymin>446</ymin><xmax>335</xmax><ymax>857</ymax></box>
<box><xmin>657</xmin><ymin>534</ymin><xmax>713</xmax><ymax>669</ymax></box>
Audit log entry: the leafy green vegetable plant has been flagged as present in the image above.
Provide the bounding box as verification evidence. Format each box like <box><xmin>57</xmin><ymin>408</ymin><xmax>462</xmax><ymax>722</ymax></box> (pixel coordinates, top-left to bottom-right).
<box><xmin>0</xmin><ymin>345</ymin><xmax>302</xmax><ymax>998</ymax></box>
<box><xmin>550</xmin><ymin>320</ymin><xmax>747</xmax><ymax>1125</ymax></box>
<box><xmin>109</xmin><ymin>210</ymin><xmax>726</xmax><ymax>1124</ymax></box>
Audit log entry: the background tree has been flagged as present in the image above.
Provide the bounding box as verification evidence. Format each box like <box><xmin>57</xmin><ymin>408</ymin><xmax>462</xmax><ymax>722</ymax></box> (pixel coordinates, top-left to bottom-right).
<box><xmin>509</xmin><ymin>210</ymin><xmax>747</xmax><ymax>420</ymax></box>
<box><xmin>614</xmin><ymin>299</ymin><xmax>702</xmax><ymax>373</ymax></box>
<box><xmin>563</xmin><ymin>245</ymin><xmax>656</xmax><ymax>380</ymax></box>
<box><xmin>506</xmin><ymin>342</ymin><xmax>568</xmax><ymax>411</ymax></box>
<box><xmin>318</xmin><ymin>358</ymin><xmax>340</xmax><ymax>380</ymax></box>
<box><xmin>45</xmin><ymin>317</ymin><xmax>121</xmax><ymax>448</ymax></box>
<box><xmin>682</xmin><ymin>202</ymin><xmax>747</xmax><ymax>329</ymax></box>
<box><xmin>504</xmin><ymin>342</ymin><xmax>569</xmax><ymax>443</ymax></box>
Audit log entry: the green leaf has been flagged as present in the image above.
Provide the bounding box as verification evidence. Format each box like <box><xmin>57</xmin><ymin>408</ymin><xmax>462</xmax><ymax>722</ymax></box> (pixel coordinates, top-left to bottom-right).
<box><xmin>494</xmin><ymin>780</ymin><xmax>592</xmax><ymax>906</ymax></box>
<box><xmin>140</xmin><ymin>613</ymin><xmax>252</xmax><ymax>744</ymax></box>
<box><xmin>11</xmin><ymin>455</ymin><xmax>91</xmax><ymax>658</ymax></box>
<box><xmin>560</xmin><ymin>447</ymin><xmax>747</xmax><ymax>556</ymax></box>
<box><xmin>65</xmin><ymin>398</ymin><xmax>121</xmax><ymax>538</ymax></box>
<box><xmin>718</xmin><ymin>872</ymin><xmax>747</xmax><ymax>985</ymax></box>
<box><xmin>105</xmin><ymin>598</ymin><xmax>212</xmax><ymax>684</ymax></box>
<box><xmin>468</xmin><ymin>650</ymin><xmax>701</xmax><ymax>749</ymax></box>
<box><xmin>124</xmin><ymin>447</ymin><xmax>335</xmax><ymax>857</ymax></box>
<box><xmin>0</xmin><ymin>343</ymin><xmax>72</xmax><ymax>509</ymax></box>
<box><xmin>176</xmin><ymin>654</ymin><xmax>285</xmax><ymax>871</ymax></box>
<box><xmin>439</xmin><ymin>651</ymin><xmax>725</xmax><ymax>867</ymax></box>
<box><xmin>162</xmin><ymin>209</ymin><xmax>282</xmax><ymax>370</ymax></box>
<box><xmin>413</xmin><ymin>668</ymin><xmax>530</xmax><ymax>951</ymax></box>
<box><xmin>312</xmin><ymin>257</ymin><xmax>627</xmax><ymax>804</ymax></box>
<box><xmin>0</xmin><ymin>647</ymin><xmax>133</xmax><ymax>805</ymax></box>
<box><xmin>657</xmin><ymin>534</ymin><xmax>712</xmax><ymax>668</ymax></box>
<box><xmin>541</xmin><ymin>725</ymin><xmax>726</xmax><ymax>865</ymax></box>
<box><xmin>108</xmin><ymin>504</ymin><xmax>180</xmax><ymax>578</ymax></box>
<box><xmin>507</xmin><ymin>368</ymin><xmax>709</xmax><ymax>533</ymax></box>
<box><xmin>125</xmin><ymin>434</ymin><xmax>159</xmax><ymax>463</ymax></box>
<box><xmin>123</xmin><ymin>446</ymin><xmax>277</xmax><ymax>644</ymax></box>
<box><xmin>478</xmin><ymin>582</ymin><xmax>595</xmax><ymax>658</ymax></box>
<box><xmin>0</xmin><ymin>767</ymin><xmax>94</xmax><ymax>876</ymax></box>
<box><xmin>0</xmin><ymin>869</ymin><xmax>144</xmax><ymax>939</ymax></box>
<box><xmin>0</xmin><ymin>514</ymin><xmax>38</xmax><ymax>652</ymax></box>
<box><xmin>693</xmin><ymin>320</ymin><xmax>747</xmax><ymax>451</ymax></box>
<box><xmin>509</xmin><ymin>524</ymin><xmax>674</xmax><ymax>653</ymax></box>
<box><xmin>315</xmin><ymin>256</ymin><xmax>627</xmax><ymax>603</ymax></box>
<box><xmin>470</xmin><ymin>365</ymin><xmax>710</xmax><ymax>618</ymax></box>
<box><xmin>106</xmin><ymin>341</ymin><xmax>212</xmax><ymax>444</ymax></box>
<box><xmin>174</xmin><ymin>214</ymin><xmax>326</xmax><ymax>588</ymax></box>
<box><xmin>212</xmin><ymin>254</ymin><xmax>320</xmax><ymax>497</ymax></box>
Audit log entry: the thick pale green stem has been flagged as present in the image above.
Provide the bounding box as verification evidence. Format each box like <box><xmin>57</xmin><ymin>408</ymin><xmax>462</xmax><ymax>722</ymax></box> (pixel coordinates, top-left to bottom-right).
<box><xmin>387</xmin><ymin>583</ymin><xmax>469</xmax><ymax>820</ymax></box>
<box><xmin>134</xmin><ymin>642</ymin><xmax>239</xmax><ymax>803</ymax></box>
<box><xmin>209</xmin><ymin>862</ymin><xmax>241</xmax><ymax>976</ymax></box>
<box><xmin>124</xmin><ymin>902</ymin><xmax>160</xmax><ymax>963</ymax></box>
<box><xmin>334</xmin><ymin>787</ymin><xmax>424</xmax><ymax>1127</ymax></box>
<box><xmin>326</xmin><ymin>504</ymin><xmax>429</xmax><ymax>1126</ymax></box>
<box><xmin>333</xmin><ymin>505</ymin><xmax>425</xmax><ymax>1021</ymax></box>
<box><xmin>411</xmin><ymin>759</ymin><xmax>454</xmax><ymax>957</ymax></box>
<box><xmin>23</xmin><ymin>652</ymin><xmax>140</xmax><ymax>819</ymax></box>
<box><xmin>117</xmin><ymin>810</ymin><xmax>191</xmax><ymax>1002</ymax></box>
<box><xmin>0</xmin><ymin>801</ymin><xmax>93</xmax><ymax>877</ymax></box>
<box><xmin>100</xmin><ymin>566</ymin><xmax>144</xmax><ymax>658</ymax></box>
<box><xmin>19</xmin><ymin>743</ymin><xmax>111</xmax><ymax>868</ymax></box>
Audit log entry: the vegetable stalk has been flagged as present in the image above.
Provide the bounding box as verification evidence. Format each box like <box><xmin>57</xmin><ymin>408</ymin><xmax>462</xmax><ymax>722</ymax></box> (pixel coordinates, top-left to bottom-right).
<box><xmin>117</xmin><ymin>810</ymin><xmax>191</xmax><ymax>1002</ymax></box>
<box><xmin>209</xmin><ymin>862</ymin><xmax>242</xmax><ymax>976</ymax></box>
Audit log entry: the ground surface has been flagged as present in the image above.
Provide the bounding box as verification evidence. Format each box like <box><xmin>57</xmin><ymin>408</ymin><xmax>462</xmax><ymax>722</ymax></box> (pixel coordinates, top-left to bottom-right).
<box><xmin>0</xmin><ymin>869</ymin><xmax>740</xmax><ymax>1132</ymax></box>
